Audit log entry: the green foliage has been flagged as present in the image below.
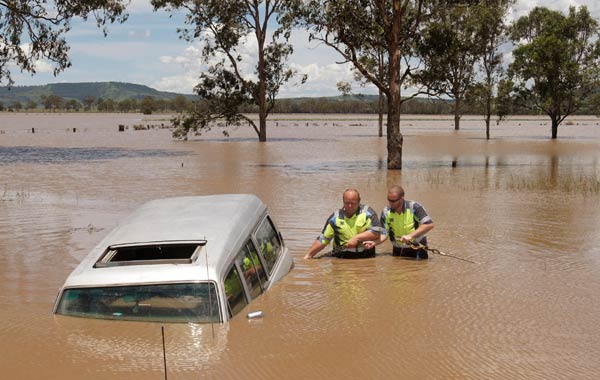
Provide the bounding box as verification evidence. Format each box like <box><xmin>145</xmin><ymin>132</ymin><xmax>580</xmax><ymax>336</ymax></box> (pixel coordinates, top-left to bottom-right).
<box><xmin>416</xmin><ymin>2</ymin><xmax>482</xmax><ymax>130</ymax></box>
<box><xmin>40</xmin><ymin>94</ymin><xmax>64</xmax><ymax>111</ymax></box>
<box><xmin>0</xmin><ymin>82</ymin><xmax>192</xmax><ymax>106</ymax></box>
<box><xmin>0</xmin><ymin>1</ymin><xmax>129</xmax><ymax>86</ymax></box>
<box><xmin>65</xmin><ymin>99</ymin><xmax>81</xmax><ymax>111</ymax></box>
<box><xmin>470</xmin><ymin>0</ymin><xmax>513</xmax><ymax>138</ymax></box>
<box><xmin>140</xmin><ymin>96</ymin><xmax>156</xmax><ymax>115</ymax></box>
<box><xmin>508</xmin><ymin>6</ymin><xmax>600</xmax><ymax>138</ymax></box>
<box><xmin>336</xmin><ymin>81</ymin><xmax>353</xmax><ymax>97</ymax></box>
<box><xmin>152</xmin><ymin>0</ymin><xmax>301</xmax><ymax>141</ymax></box>
<box><xmin>299</xmin><ymin>0</ymin><xmax>430</xmax><ymax>169</ymax></box>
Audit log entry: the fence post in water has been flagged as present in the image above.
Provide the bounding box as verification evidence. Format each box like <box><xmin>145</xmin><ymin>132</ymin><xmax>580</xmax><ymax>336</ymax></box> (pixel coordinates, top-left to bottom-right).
<box><xmin>32</xmin><ymin>128</ymin><xmax>35</xmax><ymax>134</ymax></box>
<box><xmin>73</xmin><ymin>128</ymin><xmax>76</xmax><ymax>133</ymax></box>
<box><xmin>118</xmin><ymin>125</ymin><xmax>125</xmax><ymax>132</ymax></box>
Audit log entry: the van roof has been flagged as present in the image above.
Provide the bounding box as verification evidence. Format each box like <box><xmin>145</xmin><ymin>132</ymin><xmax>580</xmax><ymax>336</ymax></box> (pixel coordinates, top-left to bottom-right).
<box><xmin>63</xmin><ymin>194</ymin><xmax>267</xmax><ymax>287</ymax></box>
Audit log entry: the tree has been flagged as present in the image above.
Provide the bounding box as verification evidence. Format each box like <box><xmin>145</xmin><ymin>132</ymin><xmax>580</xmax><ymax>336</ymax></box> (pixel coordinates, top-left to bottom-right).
<box><xmin>416</xmin><ymin>2</ymin><xmax>480</xmax><ymax>131</ymax></box>
<box><xmin>96</xmin><ymin>97</ymin><xmax>106</xmax><ymax>111</ymax></box>
<box><xmin>1</xmin><ymin>1</ymin><xmax>128</xmax><ymax>86</ymax></box>
<box><xmin>118</xmin><ymin>98</ymin><xmax>135</xmax><ymax>113</ymax></box>
<box><xmin>26</xmin><ymin>100</ymin><xmax>37</xmax><ymax>110</ymax></box>
<box><xmin>508</xmin><ymin>6</ymin><xmax>600</xmax><ymax>139</ymax></box>
<box><xmin>470</xmin><ymin>0</ymin><xmax>513</xmax><ymax>139</ymax></box>
<box><xmin>171</xmin><ymin>95</ymin><xmax>189</xmax><ymax>113</ymax></box>
<box><xmin>41</xmin><ymin>94</ymin><xmax>64</xmax><ymax>111</ymax></box>
<box><xmin>65</xmin><ymin>99</ymin><xmax>81</xmax><ymax>111</ymax></box>
<box><xmin>152</xmin><ymin>0</ymin><xmax>302</xmax><ymax>141</ymax></box>
<box><xmin>140</xmin><ymin>96</ymin><xmax>156</xmax><ymax>115</ymax></box>
<box><xmin>82</xmin><ymin>96</ymin><xmax>95</xmax><ymax>111</ymax></box>
<box><xmin>299</xmin><ymin>0</ymin><xmax>428</xmax><ymax>169</ymax></box>
<box><xmin>353</xmin><ymin>49</ymin><xmax>387</xmax><ymax>137</ymax></box>
<box><xmin>98</xmin><ymin>98</ymin><xmax>115</xmax><ymax>112</ymax></box>
<box><xmin>336</xmin><ymin>81</ymin><xmax>353</xmax><ymax>96</ymax></box>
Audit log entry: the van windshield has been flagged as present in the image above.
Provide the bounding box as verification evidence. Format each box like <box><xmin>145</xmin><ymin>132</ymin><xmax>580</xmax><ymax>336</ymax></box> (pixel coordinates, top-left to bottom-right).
<box><xmin>56</xmin><ymin>283</ymin><xmax>220</xmax><ymax>323</ymax></box>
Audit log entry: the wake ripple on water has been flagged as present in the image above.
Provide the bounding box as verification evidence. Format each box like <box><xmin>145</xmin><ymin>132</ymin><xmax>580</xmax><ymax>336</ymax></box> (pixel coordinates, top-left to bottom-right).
<box><xmin>0</xmin><ymin>146</ymin><xmax>188</xmax><ymax>165</ymax></box>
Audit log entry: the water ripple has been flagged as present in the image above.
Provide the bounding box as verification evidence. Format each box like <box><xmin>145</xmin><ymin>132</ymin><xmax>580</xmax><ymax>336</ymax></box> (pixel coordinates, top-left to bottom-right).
<box><xmin>0</xmin><ymin>146</ymin><xmax>188</xmax><ymax>165</ymax></box>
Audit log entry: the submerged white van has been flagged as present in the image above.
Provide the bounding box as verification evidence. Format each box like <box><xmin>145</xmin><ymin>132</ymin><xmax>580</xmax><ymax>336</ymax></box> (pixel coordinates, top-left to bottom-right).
<box><xmin>53</xmin><ymin>195</ymin><xmax>293</xmax><ymax>323</ymax></box>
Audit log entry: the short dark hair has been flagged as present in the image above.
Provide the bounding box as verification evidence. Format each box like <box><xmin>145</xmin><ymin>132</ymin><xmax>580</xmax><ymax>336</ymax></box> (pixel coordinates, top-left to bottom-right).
<box><xmin>388</xmin><ymin>185</ymin><xmax>405</xmax><ymax>198</ymax></box>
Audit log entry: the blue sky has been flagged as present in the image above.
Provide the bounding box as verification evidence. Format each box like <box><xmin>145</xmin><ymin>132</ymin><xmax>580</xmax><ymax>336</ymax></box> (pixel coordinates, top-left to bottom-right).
<box><xmin>10</xmin><ymin>0</ymin><xmax>600</xmax><ymax>98</ymax></box>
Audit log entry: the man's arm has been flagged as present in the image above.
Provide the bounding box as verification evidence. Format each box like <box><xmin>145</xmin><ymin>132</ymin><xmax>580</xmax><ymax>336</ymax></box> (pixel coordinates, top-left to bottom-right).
<box><xmin>399</xmin><ymin>222</ymin><xmax>434</xmax><ymax>244</ymax></box>
<box><xmin>304</xmin><ymin>240</ymin><xmax>327</xmax><ymax>259</ymax></box>
<box><xmin>347</xmin><ymin>207</ymin><xmax>382</xmax><ymax>248</ymax></box>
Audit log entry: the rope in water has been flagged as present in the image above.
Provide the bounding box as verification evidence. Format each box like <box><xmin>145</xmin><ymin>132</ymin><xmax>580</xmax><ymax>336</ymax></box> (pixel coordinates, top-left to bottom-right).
<box><xmin>314</xmin><ymin>243</ymin><xmax>476</xmax><ymax>263</ymax></box>
<box><xmin>409</xmin><ymin>242</ymin><xmax>477</xmax><ymax>264</ymax></box>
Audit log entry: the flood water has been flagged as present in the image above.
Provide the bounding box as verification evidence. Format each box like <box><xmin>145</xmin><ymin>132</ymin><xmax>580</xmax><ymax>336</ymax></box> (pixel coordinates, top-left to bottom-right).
<box><xmin>1</xmin><ymin>112</ymin><xmax>599</xmax><ymax>380</ymax></box>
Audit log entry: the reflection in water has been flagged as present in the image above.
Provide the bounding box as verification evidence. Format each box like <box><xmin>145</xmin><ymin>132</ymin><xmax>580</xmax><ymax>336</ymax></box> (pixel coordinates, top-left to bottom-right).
<box><xmin>1</xmin><ymin>113</ymin><xmax>599</xmax><ymax>379</ymax></box>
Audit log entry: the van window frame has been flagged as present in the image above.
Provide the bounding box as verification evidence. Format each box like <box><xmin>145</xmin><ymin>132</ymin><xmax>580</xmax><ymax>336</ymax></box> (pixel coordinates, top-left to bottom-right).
<box><xmin>223</xmin><ymin>262</ymin><xmax>249</xmax><ymax>318</ymax></box>
<box><xmin>251</xmin><ymin>215</ymin><xmax>283</xmax><ymax>276</ymax></box>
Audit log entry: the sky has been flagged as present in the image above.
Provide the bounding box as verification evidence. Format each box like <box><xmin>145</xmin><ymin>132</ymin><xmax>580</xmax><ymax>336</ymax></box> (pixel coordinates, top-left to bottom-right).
<box><xmin>9</xmin><ymin>0</ymin><xmax>600</xmax><ymax>98</ymax></box>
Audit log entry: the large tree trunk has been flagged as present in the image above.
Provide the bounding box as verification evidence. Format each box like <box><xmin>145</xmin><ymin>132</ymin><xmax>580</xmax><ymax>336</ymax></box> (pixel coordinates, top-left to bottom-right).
<box><xmin>387</xmin><ymin>74</ymin><xmax>403</xmax><ymax>169</ymax></box>
<box><xmin>454</xmin><ymin>97</ymin><xmax>461</xmax><ymax>131</ymax></box>
<box><xmin>257</xmin><ymin>50</ymin><xmax>267</xmax><ymax>141</ymax></box>
<box><xmin>485</xmin><ymin>81</ymin><xmax>491</xmax><ymax>140</ymax></box>
<box><xmin>551</xmin><ymin>117</ymin><xmax>559</xmax><ymax>139</ymax></box>
<box><xmin>386</xmin><ymin>0</ymin><xmax>403</xmax><ymax>170</ymax></box>
<box><xmin>256</xmin><ymin>13</ymin><xmax>267</xmax><ymax>142</ymax></box>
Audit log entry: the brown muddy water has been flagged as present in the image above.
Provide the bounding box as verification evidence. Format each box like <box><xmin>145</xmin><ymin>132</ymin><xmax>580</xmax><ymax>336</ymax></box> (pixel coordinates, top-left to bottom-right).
<box><xmin>1</xmin><ymin>112</ymin><xmax>599</xmax><ymax>380</ymax></box>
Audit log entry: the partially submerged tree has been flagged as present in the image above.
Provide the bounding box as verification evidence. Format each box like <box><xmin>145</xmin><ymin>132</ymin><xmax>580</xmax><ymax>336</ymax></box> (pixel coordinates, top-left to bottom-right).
<box><xmin>152</xmin><ymin>0</ymin><xmax>302</xmax><ymax>141</ymax></box>
<box><xmin>470</xmin><ymin>0</ymin><xmax>513</xmax><ymax>139</ymax></box>
<box><xmin>0</xmin><ymin>0</ymin><xmax>129</xmax><ymax>86</ymax></box>
<box><xmin>352</xmin><ymin>48</ymin><xmax>387</xmax><ymax>137</ymax></box>
<box><xmin>416</xmin><ymin>2</ymin><xmax>480</xmax><ymax>131</ymax></box>
<box><xmin>299</xmin><ymin>0</ymin><xmax>427</xmax><ymax>169</ymax></box>
<box><xmin>508</xmin><ymin>6</ymin><xmax>600</xmax><ymax>139</ymax></box>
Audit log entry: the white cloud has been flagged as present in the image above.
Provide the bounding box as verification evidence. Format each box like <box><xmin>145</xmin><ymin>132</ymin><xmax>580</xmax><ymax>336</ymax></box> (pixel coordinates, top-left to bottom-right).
<box><xmin>153</xmin><ymin>74</ymin><xmax>198</xmax><ymax>94</ymax></box>
<box><xmin>510</xmin><ymin>0</ymin><xmax>600</xmax><ymax>20</ymax></box>
<box><xmin>128</xmin><ymin>0</ymin><xmax>156</xmax><ymax>13</ymax></box>
<box><xmin>33</xmin><ymin>60</ymin><xmax>54</xmax><ymax>74</ymax></box>
<box><xmin>128</xmin><ymin>29</ymin><xmax>151</xmax><ymax>38</ymax></box>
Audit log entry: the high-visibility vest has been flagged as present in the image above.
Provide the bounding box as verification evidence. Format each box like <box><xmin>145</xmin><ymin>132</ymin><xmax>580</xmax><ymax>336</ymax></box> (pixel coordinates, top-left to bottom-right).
<box><xmin>319</xmin><ymin>205</ymin><xmax>378</xmax><ymax>251</ymax></box>
<box><xmin>381</xmin><ymin>201</ymin><xmax>430</xmax><ymax>248</ymax></box>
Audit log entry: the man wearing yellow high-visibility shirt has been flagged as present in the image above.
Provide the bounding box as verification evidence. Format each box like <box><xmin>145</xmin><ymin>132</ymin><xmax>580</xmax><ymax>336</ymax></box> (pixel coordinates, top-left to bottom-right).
<box><xmin>369</xmin><ymin>185</ymin><xmax>434</xmax><ymax>259</ymax></box>
<box><xmin>304</xmin><ymin>189</ymin><xmax>381</xmax><ymax>259</ymax></box>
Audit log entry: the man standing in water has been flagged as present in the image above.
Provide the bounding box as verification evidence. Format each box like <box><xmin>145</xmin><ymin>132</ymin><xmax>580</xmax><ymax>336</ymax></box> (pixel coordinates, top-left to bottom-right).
<box><xmin>304</xmin><ymin>189</ymin><xmax>381</xmax><ymax>259</ymax></box>
<box><xmin>366</xmin><ymin>185</ymin><xmax>434</xmax><ymax>259</ymax></box>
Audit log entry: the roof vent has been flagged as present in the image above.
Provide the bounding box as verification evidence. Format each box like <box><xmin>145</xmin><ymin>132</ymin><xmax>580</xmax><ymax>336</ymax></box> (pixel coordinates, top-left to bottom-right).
<box><xmin>94</xmin><ymin>241</ymin><xmax>206</xmax><ymax>268</ymax></box>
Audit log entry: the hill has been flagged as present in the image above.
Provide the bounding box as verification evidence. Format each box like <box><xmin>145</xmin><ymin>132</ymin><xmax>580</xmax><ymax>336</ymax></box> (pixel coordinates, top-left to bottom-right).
<box><xmin>0</xmin><ymin>82</ymin><xmax>192</xmax><ymax>104</ymax></box>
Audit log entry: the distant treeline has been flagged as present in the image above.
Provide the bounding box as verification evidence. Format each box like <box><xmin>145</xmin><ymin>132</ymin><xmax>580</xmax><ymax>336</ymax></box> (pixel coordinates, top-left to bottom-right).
<box><xmin>0</xmin><ymin>93</ymin><xmax>453</xmax><ymax>114</ymax></box>
<box><xmin>1</xmin><ymin>90</ymin><xmax>598</xmax><ymax>116</ymax></box>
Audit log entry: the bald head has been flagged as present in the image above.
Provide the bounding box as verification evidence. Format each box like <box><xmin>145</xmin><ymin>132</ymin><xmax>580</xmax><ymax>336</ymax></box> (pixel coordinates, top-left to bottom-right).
<box><xmin>342</xmin><ymin>188</ymin><xmax>361</xmax><ymax>217</ymax></box>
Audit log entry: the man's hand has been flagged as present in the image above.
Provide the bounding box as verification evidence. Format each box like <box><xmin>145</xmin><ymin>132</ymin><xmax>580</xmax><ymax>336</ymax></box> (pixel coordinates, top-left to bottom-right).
<box><xmin>399</xmin><ymin>234</ymin><xmax>415</xmax><ymax>244</ymax></box>
<box><xmin>346</xmin><ymin>236</ymin><xmax>359</xmax><ymax>248</ymax></box>
<box><xmin>363</xmin><ymin>240</ymin><xmax>376</xmax><ymax>249</ymax></box>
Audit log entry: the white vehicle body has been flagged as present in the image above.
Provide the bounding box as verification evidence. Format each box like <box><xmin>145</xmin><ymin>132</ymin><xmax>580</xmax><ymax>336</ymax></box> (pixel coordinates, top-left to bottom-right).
<box><xmin>54</xmin><ymin>194</ymin><xmax>293</xmax><ymax>323</ymax></box>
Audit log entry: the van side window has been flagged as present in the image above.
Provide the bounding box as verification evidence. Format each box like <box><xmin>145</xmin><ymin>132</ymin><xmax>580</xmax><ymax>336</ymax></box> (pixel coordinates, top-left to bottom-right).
<box><xmin>223</xmin><ymin>265</ymin><xmax>248</xmax><ymax>317</ymax></box>
<box><xmin>255</xmin><ymin>216</ymin><xmax>282</xmax><ymax>274</ymax></box>
<box><xmin>236</xmin><ymin>241</ymin><xmax>264</xmax><ymax>300</ymax></box>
